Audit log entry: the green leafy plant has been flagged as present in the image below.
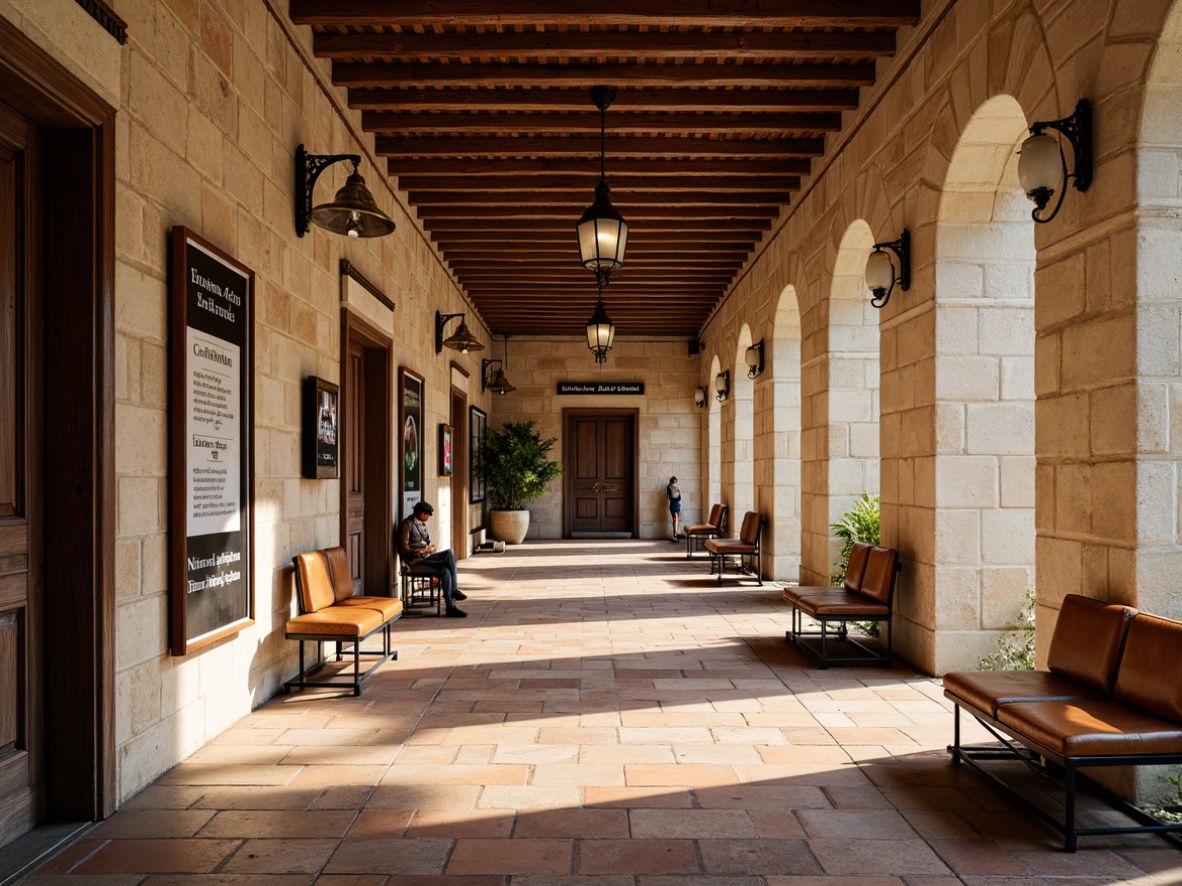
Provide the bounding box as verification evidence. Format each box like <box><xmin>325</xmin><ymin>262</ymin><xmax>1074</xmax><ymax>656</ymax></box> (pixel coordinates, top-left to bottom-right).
<box><xmin>1146</xmin><ymin>774</ymin><xmax>1182</xmax><ymax>823</ymax></box>
<box><xmin>478</xmin><ymin>420</ymin><xmax>564</xmax><ymax>511</ymax></box>
<box><xmin>830</xmin><ymin>493</ymin><xmax>881</xmax><ymax>638</ymax></box>
<box><xmin>978</xmin><ymin>588</ymin><xmax>1036</xmax><ymax>671</ymax></box>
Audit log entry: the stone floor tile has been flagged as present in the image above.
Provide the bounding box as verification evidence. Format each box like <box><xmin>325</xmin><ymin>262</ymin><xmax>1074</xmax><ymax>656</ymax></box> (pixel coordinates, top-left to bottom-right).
<box><xmin>514</xmin><ymin>808</ymin><xmax>629</xmax><ymax>838</ymax></box>
<box><xmin>697</xmin><ymin>838</ymin><xmax>821</xmax><ymax>875</ymax></box>
<box><xmin>140</xmin><ymin>876</ymin><xmax>312</xmax><ymax>885</ymax></box>
<box><xmin>629</xmin><ymin>809</ymin><xmax>758</xmax><ymax>839</ymax></box>
<box><xmin>926</xmin><ymin>839</ymin><xmax>1030</xmax><ymax>876</ymax></box>
<box><xmin>405</xmin><ymin>810</ymin><xmax>515</xmax><ymax>839</ymax></box>
<box><xmin>346</xmin><ymin>809</ymin><xmax>415</xmax><ymax>838</ymax></box>
<box><xmin>445</xmin><ymin>838</ymin><xmax>573</xmax><ymax>875</ymax></box>
<box><xmin>765</xmin><ymin>878</ymin><xmax>903</xmax><ymax>886</ymax></box>
<box><xmin>88</xmin><ymin>810</ymin><xmax>216</xmax><ymax>839</ymax></box>
<box><xmin>796</xmin><ymin>809</ymin><xmax>919</xmax><ymax>839</ymax></box>
<box><xmin>624</xmin><ymin>764</ymin><xmax>740</xmax><ymax>788</ymax></box>
<box><xmin>324</xmin><ymin>838</ymin><xmax>453</xmax><ymax>874</ymax></box>
<box><xmin>368</xmin><ymin>784</ymin><xmax>482</xmax><ymax>809</ymax></box>
<box><xmin>576</xmin><ymin>838</ymin><xmax>699</xmax><ymax>875</ymax></box>
<box><xmin>197</xmin><ymin>809</ymin><xmax>354</xmax><ymax>839</ymax></box>
<box><xmin>807</xmin><ymin>838</ymin><xmax>952</xmax><ymax>876</ymax></box>
<box><xmin>219</xmin><ymin>838</ymin><xmax>338</xmax><ymax>873</ymax></box>
<box><xmin>74</xmin><ymin>839</ymin><xmax>241</xmax><ymax>874</ymax></box>
<box><xmin>583</xmin><ymin>786</ymin><xmax>695</xmax><ymax>808</ymax></box>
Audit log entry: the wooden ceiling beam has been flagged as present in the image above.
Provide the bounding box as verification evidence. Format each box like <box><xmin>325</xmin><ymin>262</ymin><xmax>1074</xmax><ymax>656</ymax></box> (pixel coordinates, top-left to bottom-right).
<box><xmin>408</xmin><ymin>190</ymin><xmax>786</xmax><ymax>206</ymax></box>
<box><xmin>445</xmin><ymin>253</ymin><xmax>748</xmax><ymax>264</ymax></box>
<box><xmin>420</xmin><ymin>204</ymin><xmax>780</xmax><ymax>218</ymax></box>
<box><xmin>290</xmin><ymin>0</ymin><xmax>921</xmax><ymax>29</ymax></box>
<box><xmin>422</xmin><ymin>216</ymin><xmax>772</xmax><ymax>231</ymax></box>
<box><xmin>334</xmin><ymin>61</ymin><xmax>877</xmax><ymax>89</ymax></box>
<box><xmin>362</xmin><ymin>110</ymin><xmax>842</xmax><ymax>136</ymax></box>
<box><xmin>376</xmin><ymin>134</ymin><xmax>824</xmax><ymax>158</ymax></box>
<box><xmin>397</xmin><ymin>174</ymin><xmax>800</xmax><ymax>192</ymax></box>
<box><xmin>388</xmin><ymin>157</ymin><xmax>813</xmax><ymax>176</ymax></box>
<box><xmin>314</xmin><ymin>29</ymin><xmax>897</xmax><ymax>61</ymax></box>
<box><xmin>350</xmin><ymin>86</ymin><xmax>860</xmax><ymax>114</ymax></box>
<box><xmin>431</xmin><ymin>229</ymin><xmax>762</xmax><ymax>242</ymax></box>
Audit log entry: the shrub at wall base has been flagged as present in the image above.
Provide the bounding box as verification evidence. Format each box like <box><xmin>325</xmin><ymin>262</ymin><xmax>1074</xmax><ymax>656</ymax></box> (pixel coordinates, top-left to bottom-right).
<box><xmin>478</xmin><ymin>420</ymin><xmax>563</xmax><ymax>544</ymax></box>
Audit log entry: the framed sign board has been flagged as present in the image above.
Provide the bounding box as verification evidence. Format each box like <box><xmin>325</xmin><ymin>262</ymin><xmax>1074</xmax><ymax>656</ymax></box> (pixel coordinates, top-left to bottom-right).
<box><xmin>169</xmin><ymin>227</ymin><xmax>255</xmax><ymax>655</ymax></box>
<box><xmin>399</xmin><ymin>366</ymin><xmax>424</xmax><ymax>521</ymax></box>
<box><xmin>470</xmin><ymin>405</ymin><xmax>486</xmax><ymax>504</ymax></box>
<box><xmin>303</xmin><ymin>376</ymin><xmax>339</xmax><ymax>479</ymax></box>
<box><xmin>439</xmin><ymin>424</ymin><xmax>453</xmax><ymax>476</ymax></box>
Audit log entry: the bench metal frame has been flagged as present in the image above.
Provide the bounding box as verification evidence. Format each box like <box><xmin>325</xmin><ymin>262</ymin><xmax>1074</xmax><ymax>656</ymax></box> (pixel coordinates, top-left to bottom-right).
<box><xmin>401</xmin><ymin>564</ymin><xmax>442</xmax><ymax>615</ymax></box>
<box><xmin>948</xmin><ymin>700</ymin><xmax>1182</xmax><ymax>852</ymax></box>
<box><xmin>785</xmin><ymin>605</ymin><xmax>892</xmax><ymax>668</ymax></box>
<box><xmin>284</xmin><ymin>618</ymin><xmax>398</xmax><ymax>697</ymax></box>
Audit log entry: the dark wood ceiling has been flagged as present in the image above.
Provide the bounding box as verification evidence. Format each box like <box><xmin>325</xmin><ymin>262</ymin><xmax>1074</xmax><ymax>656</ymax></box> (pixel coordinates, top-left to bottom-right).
<box><xmin>289</xmin><ymin>1</ymin><xmax>920</xmax><ymax>339</ymax></box>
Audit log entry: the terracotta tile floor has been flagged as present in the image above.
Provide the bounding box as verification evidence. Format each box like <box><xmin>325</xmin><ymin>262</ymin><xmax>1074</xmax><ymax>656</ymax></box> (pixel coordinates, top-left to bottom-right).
<box><xmin>22</xmin><ymin>540</ymin><xmax>1182</xmax><ymax>884</ymax></box>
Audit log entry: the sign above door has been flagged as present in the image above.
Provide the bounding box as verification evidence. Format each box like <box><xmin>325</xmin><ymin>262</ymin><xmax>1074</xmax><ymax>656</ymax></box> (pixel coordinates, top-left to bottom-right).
<box><xmin>557</xmin><ymin>382</ymin><xmax>645</xmax><ymax>396</ymax></box>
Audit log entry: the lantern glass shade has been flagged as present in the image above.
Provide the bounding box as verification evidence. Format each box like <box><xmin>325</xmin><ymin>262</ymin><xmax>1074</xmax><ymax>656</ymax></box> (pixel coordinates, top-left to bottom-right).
<box><xmin>1017</xmin><ymin>133</ymin><xmax>1064</xmax><ymax>197</ymax></box>
<box><xmin>577</xmin><ymin>189</ymin><xmax>629</xmax><ymax>275</ymax></box>
<box><xmin>694</xmin><ymin>388</ymin><xmax>706</xmax><ymax>407</ymax></box>
<box><xmin>714</xmin><ymin>374</ymin><xmax>728</xmax><ymax>395</ymax></box>
<box><xmin>585</xmin><ymin>299</ymin><xmax>615</xmax><ymax>361</ymax></box>
<box><xmin>865</xmin><ymin>249</ymin><xmax>895</xmax><ymax>294</ymax></box>
<box><xmin>310</xmin><ymin>170</ymin><xmax>396</xmax><ymax>238</ymax></box>
<box><xmin>745</xmin><ymin>347</ymin><xmax>760</xmax><ymax>369</ymax></box>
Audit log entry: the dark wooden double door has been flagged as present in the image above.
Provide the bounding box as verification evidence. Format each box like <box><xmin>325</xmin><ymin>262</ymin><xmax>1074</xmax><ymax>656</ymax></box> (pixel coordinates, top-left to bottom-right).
<box><xmin>565</xmin><ymin>410</ymin><xmax>637</xmax><ymax>536</ymax></box>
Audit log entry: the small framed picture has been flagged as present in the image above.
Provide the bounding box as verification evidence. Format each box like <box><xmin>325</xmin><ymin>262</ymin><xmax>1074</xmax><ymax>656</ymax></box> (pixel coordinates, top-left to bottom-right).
<box><xmin>303</xmin><ymin>376</ymin><xmax>339</xmax><ymax>479</ymax></box>
<box><xmin>439</xmin><ymin>424</ymin><xmax>453</xmax><ymax>476</ymax></box>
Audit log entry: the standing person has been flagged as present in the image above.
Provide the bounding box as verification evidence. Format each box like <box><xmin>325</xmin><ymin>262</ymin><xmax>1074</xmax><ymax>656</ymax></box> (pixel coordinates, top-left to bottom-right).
<box><xmin>666</xmin><ymin>476</ymin><xmax>682</xmax><ymax>542</ymax></box>
<box><xmin>397</xmin><ymin>501</ymin><xmax>468</xmax><ymax>617</ymax></box>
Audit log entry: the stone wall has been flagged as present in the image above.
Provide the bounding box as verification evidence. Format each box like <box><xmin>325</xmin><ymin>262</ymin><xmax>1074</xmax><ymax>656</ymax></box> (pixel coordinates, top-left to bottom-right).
<box><xmin>486</xmin><ymin>338</ymin><xmax>703</xmax><ymax>540</ymax></box>
<box><xmin>3</xmin><ymin>0</ymin><xmax>492</xmax><ymax>800</ymax></box>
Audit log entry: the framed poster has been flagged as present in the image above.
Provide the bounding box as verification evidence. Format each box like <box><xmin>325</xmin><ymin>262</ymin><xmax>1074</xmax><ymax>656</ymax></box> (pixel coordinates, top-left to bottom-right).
<box><xmin>399</xmin><ymin>366</ymin><xmax>424</xmax><ymax>520</ymax></box>
<box><xmin>169</xmin><ymin>226</ymin><xmax>255</xmax><ymax>655</ymax></box>
<box><xmin>303</xmin><ymin>376</ymin><xmax>339</xmax><ymax>479</ymax></box>
<box><xmin>470</xmin><ymin>405</ymin><xmax>487</xmax><ymax>504</ymax></box>
<box><xmin>439</xmin><ymin>424</ymin><xmax>453</xmax><ymax>476</ymax></box>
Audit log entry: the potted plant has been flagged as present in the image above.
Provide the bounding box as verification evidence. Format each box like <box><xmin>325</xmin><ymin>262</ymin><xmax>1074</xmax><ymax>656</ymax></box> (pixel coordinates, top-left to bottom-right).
<box><xmin>478</xmin><ymin>420</ymin><xmax>564</xmax><ymax>544</ymax></box>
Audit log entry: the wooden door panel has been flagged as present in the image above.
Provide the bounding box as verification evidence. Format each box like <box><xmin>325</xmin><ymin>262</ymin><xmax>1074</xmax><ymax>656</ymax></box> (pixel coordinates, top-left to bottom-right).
<box><xmin>0</xmin><ymin>610</ymin><xmax>20</xmax><ymax>753</ymax></box>
<box><xmin>345</xmin><ymin>344</ymin><xmax>365</xmax><ymax>592</ymax></box>
<box><xmin>565</xmin><ymin>411</ymin><xmax>636</xmax><ymax>536</ymax></box>
<box><xmin>0</xmin><ymin>149</ymin><xmax>17</xmax><ymax>517</ymax></box>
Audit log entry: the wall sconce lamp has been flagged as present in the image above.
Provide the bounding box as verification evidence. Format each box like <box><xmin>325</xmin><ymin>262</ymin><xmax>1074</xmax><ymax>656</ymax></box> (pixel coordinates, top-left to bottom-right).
<box><xmin>745</xmin><ymin>339</ymin><xmax>765</xmax><ymax>379</ymax></box>
<box><xmin>865</xmin><ymin>229</ymin><xmax>910</xmax><ymax>309</ymax></box>
<box><xmin>481</xmin><ymin>359</ymin><xmax>516</xmax><ymax>395</ymax></box>
<box><xmin>715</xmin><ymin>370</ymin><xmax>730</xmax><ymax>402</ymax></box>
<box><xmin>694</xmin><ymin>387</ymin><xmax>707</xmax><ymax>409</ymax></box>
<box><xmin>576</xmin><ymin>86</ymin><xmax>629</xmax><ymax>286</ymax></box>
<box><xmin>295</xmin><ymin>144</ymin><xmax>395</xmax><ymax>238</ymax></box>
<box><xmin>1017</xmin><ymin>99</ymin><xmax>1092</xmax><ymax>223</ymax></box>
<box><xmin>435</xmin><ymin>311</ymin><xmax>485</xmax><ymax>354</ymax></box>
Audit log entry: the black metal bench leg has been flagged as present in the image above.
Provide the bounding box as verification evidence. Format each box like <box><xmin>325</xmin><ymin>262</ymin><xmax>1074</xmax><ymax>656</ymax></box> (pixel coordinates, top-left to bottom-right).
<box><xmin>1065</xmin><ymin>761</ymin><xmax>1078</xmax><ymax>852</ymax></box>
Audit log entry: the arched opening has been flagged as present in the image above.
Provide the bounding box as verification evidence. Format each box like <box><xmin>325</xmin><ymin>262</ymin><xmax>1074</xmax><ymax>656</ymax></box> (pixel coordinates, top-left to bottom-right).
<box><xmin>706</xmin><ymin>354</ymin><xmax>722</xmax><ymax>511</ymax></box>
<box><xmin>733</xmin><ymin>326</ymin><xmax>755</xmax><ymax>520</ymax></box>
<box><xmin>827</xmin><ymin>221</ymin><xmax>881</xmax><ymax>576</ymax></box>
<box><xmin>771</xmin><ymin>286</ymin><xmax>802</xmax><ymax>581</ymax></box>
<box><xmin>933</xmin><ymin>94</ymin><xmax>1035</xmax><ymax>672</ymax></box>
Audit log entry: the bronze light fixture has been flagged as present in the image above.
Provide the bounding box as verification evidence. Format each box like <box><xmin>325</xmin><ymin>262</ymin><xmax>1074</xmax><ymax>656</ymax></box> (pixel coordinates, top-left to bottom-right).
<box><xmin>576</xmin><ymin>86</ymin><xmax>629</xmax><ymax>286</ymax></box>
<box><xmin>695</xmin><ymin>388</ymin><xmax>708</xmax><ymax>409</ymax></box>
<box><xmin>436</xmin><ymin>311</ymin><xmax>485</xmax><ymax>354</ymax></box>
<box><xmin>865</xmin><ymin>229</ymin><xmax>911</xmax><ymax>310</ymax></box>
<box><xmin>585</xmin><ymin>287</ymin><xmax>616</xmax><ymax>365</ymax></box>
<box><xmin>295</xmin><ymin>144</ymin><xmax>395</xmax><ymax>238</ymax></box>
<box><xmin>482</xmin><ymin>337</ymin><xmax>516</xmax><ymax>395</ymax></box>
<box><xmin>745</xmin><ymin>340</ymin><xmax>765</xmax><ymax>379</ymax></box>
<box><xmin>715</xmin><ymin>370</ymin><xmax>731</xmax><ymax>402</ymax></box>
<box><xmin>1018</xmin><ymin>99</ymin><xmax>1092</xmax><ymax>224</ymax></box>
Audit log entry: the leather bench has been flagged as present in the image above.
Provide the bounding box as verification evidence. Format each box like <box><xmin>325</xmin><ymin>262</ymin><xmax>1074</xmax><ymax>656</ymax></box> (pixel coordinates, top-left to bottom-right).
<box><xmin>285</xmin><ymin>546</ymin><xmax>403</xmax><ymax>696</ymax></box>
<box><xmin>684</xmin><ymin>503</ymin><xmax>728</xmax><ymax>559</ymax></box>
<box><xmin>784</xmin><ymin>543</ymin><xmax>899</xmax><ymax>668</ymax></box>
<box><xmin>704</xmin><ymin>511</ymin><xmax>763</xmax><ymax>585</ymax></box>
<box><xmin>944</xmin><ymin>595</ymin><xmax>1182</xmax><ymax>851</ymax></box>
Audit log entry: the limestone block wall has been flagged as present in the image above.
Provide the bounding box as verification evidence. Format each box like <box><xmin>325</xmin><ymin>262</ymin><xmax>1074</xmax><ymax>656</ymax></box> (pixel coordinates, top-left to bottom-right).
<box><xmin>4</xmin><ymin>0</ymin><xmax>490</xmax><ymax>800</ymax></box>
<box><xmin>698</xmin><ymin>0</ymin><xmax>1182</xmax><ymax>673</ymax></box>
<box><xmin>486</xmin><ymin>338</ymin><xmax>703</xmax><ymax>540</ymax></box>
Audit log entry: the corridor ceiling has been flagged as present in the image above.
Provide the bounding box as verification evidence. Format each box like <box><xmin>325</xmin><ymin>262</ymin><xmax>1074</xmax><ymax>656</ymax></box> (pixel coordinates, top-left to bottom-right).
<box><xmin>289</xmin><ymin>1</ymin><xmax>921</xmax><ymax>339</ymax></box>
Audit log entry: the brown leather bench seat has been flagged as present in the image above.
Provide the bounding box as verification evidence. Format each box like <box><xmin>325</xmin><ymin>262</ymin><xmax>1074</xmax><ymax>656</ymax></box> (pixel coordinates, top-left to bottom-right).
<box><xmin>784</xmin><ymin>543</ymin><xmax>900</xmax><ymax>668</ymax></box>
<box><xmin>944</xmin><ymin>597</ymin><xmax>1182</xmax><ymax>851</ymax></box>
<box><xmin>285</xmin><ymin>546</ymin><xmax>403</xmax><ymax>696</ymax></box>
<box><xmin>703</xmin><ymin>511</ymin><xmax>763</xmax><ymax>585</ymax></box>
<box><xmin>684</xmin><ymin>503</ymin><xmax>727</xmax><ymax>559</ymax></box>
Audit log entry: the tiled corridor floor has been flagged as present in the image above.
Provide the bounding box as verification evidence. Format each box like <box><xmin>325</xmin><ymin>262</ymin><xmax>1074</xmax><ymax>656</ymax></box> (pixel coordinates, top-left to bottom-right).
<box><xmin>23</xmin><ymin>540</ymin><xmax>1182</xmax><ymax>884</ymax></box>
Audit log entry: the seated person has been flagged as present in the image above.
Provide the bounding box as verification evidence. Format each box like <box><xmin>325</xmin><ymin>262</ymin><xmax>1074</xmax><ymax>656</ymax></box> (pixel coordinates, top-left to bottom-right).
<box><xmin>397</xmin><ymin>501</ymin><xmax>467</xmax><ymax>617</ymax></box>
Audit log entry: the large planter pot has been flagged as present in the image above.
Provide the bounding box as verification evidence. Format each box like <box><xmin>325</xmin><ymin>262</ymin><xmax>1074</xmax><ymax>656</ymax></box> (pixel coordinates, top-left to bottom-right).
<box><xmin>489</xmin><ymin>509</ymin><xmax>530</xmax><ymax>545</ymax></box>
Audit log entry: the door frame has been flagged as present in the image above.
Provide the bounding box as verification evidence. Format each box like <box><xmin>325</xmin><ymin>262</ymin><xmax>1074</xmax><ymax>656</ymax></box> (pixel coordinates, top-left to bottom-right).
<box><xmin>0</xmin><ymin>17</ymin><xmax>116</xmax><ymax>821</ymax></box>
<box><xmin>562</xmin><ymin>408</ymin><xmax>639</xmax><ymax>538</ymax></box>
<box><xmin>339</xmin><ymin>308</ymin><xmax>393</xmax><ymax>594</ymax></box>
<box><xmin>449</xmin><ymin>384</ymin><xmax>467</xmax><ymax>558</ymax></box>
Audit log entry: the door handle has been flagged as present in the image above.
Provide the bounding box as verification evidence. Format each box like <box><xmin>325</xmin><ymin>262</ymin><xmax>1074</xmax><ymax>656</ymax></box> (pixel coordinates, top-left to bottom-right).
<box><xmin>592</xmin><ymin>482</ymin><xmax>600</xmax><ymax>492</ymax></box>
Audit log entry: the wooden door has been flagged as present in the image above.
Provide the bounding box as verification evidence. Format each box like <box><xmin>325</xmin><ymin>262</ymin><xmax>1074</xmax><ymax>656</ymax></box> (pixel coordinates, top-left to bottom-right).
<box><xmin>566</xmin><ymin>411</ymin><xmax>636</xmax><ymax>536</ymax></box>
<box><xmin>340</xmin><ymin>311</ymin><xmax>392</xmax><ymax>596</ymax></box>
<box><xmin>0</xmin><ymin>99</ymin><xmax>45</xmax><ymax>846</ymax></box>
<box><xmin>345</xmin><ymin>339</ymin><xmax>366</xmax><ymax>591</ymax></box>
